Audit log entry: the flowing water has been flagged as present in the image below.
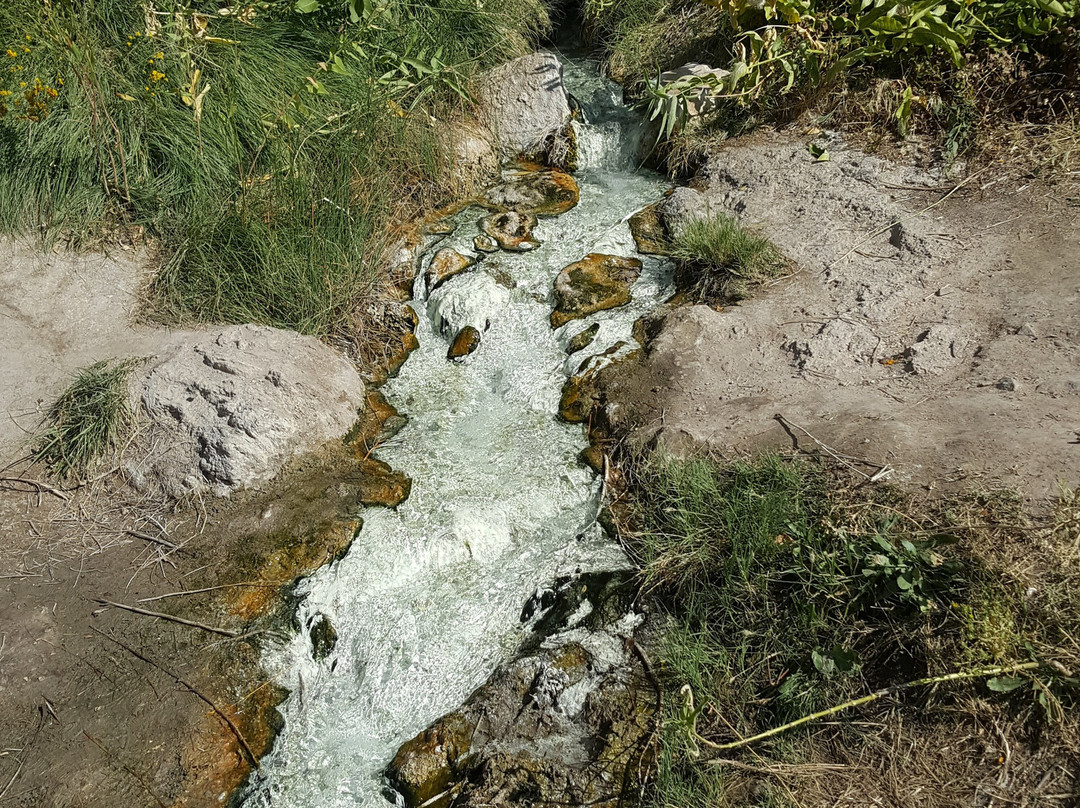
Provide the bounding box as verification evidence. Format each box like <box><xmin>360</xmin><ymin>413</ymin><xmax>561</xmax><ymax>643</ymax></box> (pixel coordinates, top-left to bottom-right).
<box><xmin>242</xmin><ymin>54</ymin><xmax>672</xmax><ymax>808</ymax></box>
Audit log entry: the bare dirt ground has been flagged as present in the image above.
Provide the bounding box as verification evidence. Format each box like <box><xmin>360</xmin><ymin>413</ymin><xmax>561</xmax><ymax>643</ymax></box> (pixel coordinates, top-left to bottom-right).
<box><xmin>601</xmin><ymin>133</ymin><xmax>1080</xmax><ymax>503</ymax></box>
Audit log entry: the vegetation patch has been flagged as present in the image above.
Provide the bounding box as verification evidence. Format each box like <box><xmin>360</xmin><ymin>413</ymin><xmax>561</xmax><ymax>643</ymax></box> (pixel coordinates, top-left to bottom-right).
<box><xmin>31</xmin><ymin>357</ymin><xmax>140</xmax><ymax>480</ymax></box>
<box><xmin>615</xmin><ymin>451</ymin><xmax>1080</xmax><ymax>806</ymax></box>
<box><xmin>670</xmin><ymin>214</ymin><xmax>786</xmax><ymax>303</ymax></box>
<box><xmin>0</xmin><ymin>0</ymin><xmax>549</xmax><ymax>343</ymax></box>
<box><xmin>583</xmin><ymin>0</ymin><xmax>1079</xmax><ymax>176</ymax></box>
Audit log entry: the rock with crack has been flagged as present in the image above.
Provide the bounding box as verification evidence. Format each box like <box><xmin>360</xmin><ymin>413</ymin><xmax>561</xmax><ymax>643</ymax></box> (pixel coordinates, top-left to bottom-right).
<box><xmin>551</xmin><ymin>254</ymin><xmax>642</xmax><ymax>328</ymax></box>
<box><xmin>428</xmin><ymin>272</ymin><xmax>511</xmax><ymax>339</ymax></box>
<box><xmin>479</xmin><ymin>210</ymin><xmax>540</xmax><ymax>251</ymax></box>
<box><xmin>475</xmin><ymin>51</ymin><xmax>573</xmax><ymax>162</ymax></box>
<box><xmin>424</xmin><ymin>248</ymin><xmax>475</xmax><ymax>295</ymax></box>
<box><xmin>482</xmin><ymin>169</ymin><xmax>579</xmax><ymax>216</ymax></box>
<box><xmin>134</xmin><ymin>324</ymin><xmax>364</xmax><ymax>497</ymax></box>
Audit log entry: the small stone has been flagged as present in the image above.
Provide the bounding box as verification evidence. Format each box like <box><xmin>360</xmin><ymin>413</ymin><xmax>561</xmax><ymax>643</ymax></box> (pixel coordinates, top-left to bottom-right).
<box><xmin>566</xmin><ymin>323</ymin><xmax>600</xmax><ymax>355</ymax></box>
<box><xmin>473</xmin><ymin>234</ymin><xmax>499</xmax><ymax>253</ymax></box>
<box><xmin>308</xmin><ymin>613</ymin><xmax>337</xmax><ymax>662</ymax></box>
<box><xmin>996</xmin><ymin>377</ymin><xmax>1019</xmax><ymax>391</ymax></box>
<box><xmin>1018</xmin><ymin>323</ymin><xmax>1037</xmax><ymax>338</ymax></box>
<box><xmin>424</xmin><ymin>249</ymin><xmax>475</xmax><ymax>294</ymax></box>
<box><xmin>551</xmin><ymin>254</ymin><xmax>642</xmax><ymax>328</ymax></box>
<box><xmin>628</xmin><ymin>204</ymin><xmax>669</xmax><ymax>255</ymax></box>
<box><xmin>447</xmin><ymin>326</ymin><xmax>481</xmax><ymax>361</ymax></box>
<box><xmin>355</xmin><ymin>458</ymin><xmax>412</xmax><ymax>507</ymax></box>
<box><xmin>479</xmin><ymin>210</ymin><xmax>540</xmax><ymax>252</ymax></box>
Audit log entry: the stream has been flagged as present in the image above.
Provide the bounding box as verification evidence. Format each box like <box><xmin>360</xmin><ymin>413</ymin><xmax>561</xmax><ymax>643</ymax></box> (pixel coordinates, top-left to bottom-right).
<box><xmin>241</xmin><ymin>53</ymin><xmax>673</xmax><ymax>808</ymax></box>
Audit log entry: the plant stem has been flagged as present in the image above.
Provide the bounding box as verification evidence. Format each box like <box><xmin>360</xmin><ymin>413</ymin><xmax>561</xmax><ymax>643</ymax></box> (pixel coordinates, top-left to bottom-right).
<box><xmin>700</xmin><ymin>661</ymin><xmax>1041</xmax><ymax>753</ymax></box>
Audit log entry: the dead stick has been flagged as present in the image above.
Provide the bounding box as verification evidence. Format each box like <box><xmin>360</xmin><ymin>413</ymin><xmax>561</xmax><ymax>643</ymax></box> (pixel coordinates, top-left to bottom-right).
<box><xmin>0</xmin><ymin>476</ymin><xmax>69</xmax><ymax>501</ymax></box>
<box><xmin>124</xmin><ymin>530</ymin><xmax>180</xmax><ymax>551</ymax></box>
<box><xmin>701</xmin><ymin>661</ymin><xmax>1040</xmax><ymax>754</ymax></box>
<box><xmin>137</xmin><ymin>581</ymin><xmax>283</xmax><ymax>603</ymax></box>
<box><xmin>96</xmin><ymin>600</ymin><xmax>239</xmax><ymax>638</ymax></box>
<box><xmin>90</xmin><ymin>627</ymin><xmax>259</xmax><ymax>769</ymax></box>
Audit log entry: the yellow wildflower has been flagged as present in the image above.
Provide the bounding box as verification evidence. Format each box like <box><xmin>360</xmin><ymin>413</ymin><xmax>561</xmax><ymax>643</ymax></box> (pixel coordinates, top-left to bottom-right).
<box><xmin>5</xmin><ymin>49</ymin><xmax>16</xmax><ymax>58</ymax></box>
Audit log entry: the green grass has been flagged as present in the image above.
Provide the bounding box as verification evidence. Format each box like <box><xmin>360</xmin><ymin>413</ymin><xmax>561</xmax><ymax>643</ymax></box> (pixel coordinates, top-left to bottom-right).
<box><xmin>0</xmin><ymin>0</ymin><xmax>548</xmax><ymax>341</ymax></box>
<box><xmin>31</xmin><ymin>358</ymin><xmax>140</xmax><ymax>480</ymax></box>
<box><xmin>622</xmin><ymin>451</ymin><xmax>1080</xmax><ymax>806</ymax></box>
<box><xmin>670</xmin><ymin>214</ymin><xmax>785</xmax><ymax>302</ymax></box>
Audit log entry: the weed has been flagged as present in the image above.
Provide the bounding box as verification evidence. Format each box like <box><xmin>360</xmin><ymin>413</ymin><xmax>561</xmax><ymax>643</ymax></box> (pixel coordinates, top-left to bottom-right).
<box><xmin>31</xmin><ymin>358</ymin><xmax>140</xmax><ymax>480</ymax></box>
<box><xmin>670</xmin><ymin>214</ymin><xmax>786</xmax><ymax>302</ymax></box>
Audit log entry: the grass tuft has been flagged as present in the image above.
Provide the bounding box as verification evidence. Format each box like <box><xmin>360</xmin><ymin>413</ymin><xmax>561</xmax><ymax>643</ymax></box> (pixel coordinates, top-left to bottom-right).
<box><xmin>32</xmin><ymin>358</ymin><xmax>140</xmax><ymax>480</ymax></box>
<box><xmin>670</xmin><ymin>214</ymin><xmax>786</xmax><ymax>303</ymax></box>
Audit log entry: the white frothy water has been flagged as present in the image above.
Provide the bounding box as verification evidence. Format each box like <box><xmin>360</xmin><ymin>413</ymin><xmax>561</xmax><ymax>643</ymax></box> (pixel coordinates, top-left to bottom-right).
<box><xmin>241</xmin><ymin>55</ymin><xmax>671</xmax><ymax>808</ymax></box>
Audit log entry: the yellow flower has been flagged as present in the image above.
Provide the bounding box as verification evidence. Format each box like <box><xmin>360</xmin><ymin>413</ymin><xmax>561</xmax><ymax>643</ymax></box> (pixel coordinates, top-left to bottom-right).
<box><xmin>6</xmin><ymin>49</ymin><xmax>16</xmax><ymax>58</ymax></box>
<box><xmin>19</xmin><ymin>81</ymin><xmax>26</xmax><ymax>87</ymax></box>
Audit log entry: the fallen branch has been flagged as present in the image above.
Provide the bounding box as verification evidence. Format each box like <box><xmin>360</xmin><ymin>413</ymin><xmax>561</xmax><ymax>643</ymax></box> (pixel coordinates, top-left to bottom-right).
<box><xmin>96</xmin><ymin>599</ymin><xmax>239</xmax><ymax>638</ymax></box>
<box><xmin>90</xmin><ymin>627</ymin><xmax>259</xmax><ymax>769</ymax></box>
<box><xmin>0</xmin><ymin>476</ymin><xmax>69</xmax><ymax>501</ymax></box>
<box><xmin>124</xmin><ymin>530</ymin><xmax>180</xmax><ymax>551</ymax></box>
<box><xmin>701</xmin><ymin>661</ymin><xmax>1041</xmax><ymax>754</ymax></box>
<box><xmin>137</xmin><ymin>581</ymin><xmax>282</xmax><ymax>603</ymax></box>
<box><xmin>773</xmin><ymin>413</ymin><xmax>892</xmax><ymax>482</ymax></box>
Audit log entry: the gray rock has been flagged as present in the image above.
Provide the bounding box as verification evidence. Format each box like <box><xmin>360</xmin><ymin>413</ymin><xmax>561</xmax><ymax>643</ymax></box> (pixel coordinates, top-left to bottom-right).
<box><xmin>657</xmin><ymin>63</ymin><xmax>731</xmax><ymax>119</ymax></box>
<box><xmin>442</xmin><ymin>118</ymin><xmax>500</xmax><ymax>195</ymax></box>
<box><xmin>658</xmin><ymin>186</ymin><xmax>710</xmax><ymax>239</ymax></box>
<box><xmin>997</xmin><ymin>377</ymin><xmax>1019</xmax><ymax>391</ymax></box>
<box><xmin>134</xmin><ymin>324</ymin><xmax>364</xmax><ymax>497</ymax></box>
<box><xmin>476</xmin><ymin>52</ymin><xmax>572</xmax><ymax>161</ymax></box>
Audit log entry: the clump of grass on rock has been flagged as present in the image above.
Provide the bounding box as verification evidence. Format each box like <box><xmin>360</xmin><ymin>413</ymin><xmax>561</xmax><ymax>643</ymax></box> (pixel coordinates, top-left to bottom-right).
<box><xmin>32</xmin><ymin>358</ymin><xmax>140</xmax><ymax>480</ymax></box>
<box><xmin>670</xmin><ymin>214</ymin><xmax>785</xmax><ymax>303</ymax></box>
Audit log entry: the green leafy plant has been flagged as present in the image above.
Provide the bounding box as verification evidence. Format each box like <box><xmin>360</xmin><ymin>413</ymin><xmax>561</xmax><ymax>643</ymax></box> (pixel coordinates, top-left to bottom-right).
<box><xmin>858</xmin><ymin>529</ymin><xmax>962</xmax><ymax>611</ymax></box>
<box><xmin>670</xmin><ymin>214</ymin><xmax>786</xmax><ymax>302</ymax></box>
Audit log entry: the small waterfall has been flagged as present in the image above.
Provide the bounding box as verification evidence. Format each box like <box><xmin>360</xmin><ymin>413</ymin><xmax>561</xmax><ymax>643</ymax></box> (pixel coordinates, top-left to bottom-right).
<box><xmin>240</xmin><ymin>55</ymin><xmax>672</xmax><ymax>808</ymax></box>
<box><xmin>564</xmin><ymin>57</ymin><xmax>648</xmax><ymax>171</ymax></box>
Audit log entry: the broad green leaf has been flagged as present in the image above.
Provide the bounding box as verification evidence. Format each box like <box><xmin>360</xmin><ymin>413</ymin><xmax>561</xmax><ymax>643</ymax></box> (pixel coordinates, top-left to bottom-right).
<box><xmin>987</xmin><ymin>676</ymin><xmax>1027</xmax><ymax>692</ymax></box>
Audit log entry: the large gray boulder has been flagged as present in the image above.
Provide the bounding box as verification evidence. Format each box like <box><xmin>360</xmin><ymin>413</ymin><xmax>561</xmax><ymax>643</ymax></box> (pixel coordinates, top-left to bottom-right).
<box><xmin>476</xmin><ymin>52</ymin><xmax>572</xmax><ymax>161</ymax></box>
<box><xmin>130</xmin><ymin>324</ymin><xmax>364</xmax><ymax>497</ymax></box>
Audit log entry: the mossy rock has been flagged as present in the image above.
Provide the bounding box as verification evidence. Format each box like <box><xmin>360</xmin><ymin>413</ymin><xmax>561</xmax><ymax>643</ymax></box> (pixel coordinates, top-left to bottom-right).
<box><xmin>474</xmin><ymin>234</ymin><xmax>500</xmax><ymax>253</ymax></box>
<box><xmin>628</xmin><ymin>203</ymin><xmax>670</xmax><ymax>255</ymax></box>
<box><xmin>308</xmin><ymin>613</ymin><xmax>338</xmax><ymax>662</ymax></box>
<box><xmin>385</xmin><ymin>711</ymin><xmax>474</xmax><ymax>808</ymax></box>
<box><xmin>479</xmin><ymin>210</ymin><xmax>540</xmax><ymax>251</ymax></box>
<box><xmin>566</xmin><ymin>322</ymin><xmax>600</xmax><ymax>355</ymax></box>
<box><xmin>578</xmin><ymin>444</ymin><xmax>605</xmax><ymax>473</ymax></box>
<box><xmin>425</xmin><ymin>248</ymin><xmax>475</xmax><ymax>294</ymax></box>
<box><xmin>482</xmin><ymin>169</ymin><xmax>579</xmax><ymax>216</ymax></box>
<box><xmin>551</xmin><ymin>254</ymin><xmax>642</xmax><ymax>328</ymax></box>
<box><xmin>352</xmin><ymin>457</ymin><xmax>412</xmax><ymax>507</ymax></box>
<box><xmin>448</xmin><ymin>326</ymin><xmax>481</xmax><ymax>361</ymax></box>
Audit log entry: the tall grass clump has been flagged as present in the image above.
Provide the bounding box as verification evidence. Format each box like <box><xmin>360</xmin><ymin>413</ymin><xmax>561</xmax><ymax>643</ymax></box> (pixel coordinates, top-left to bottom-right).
<box><xmin>623</xmin><ymin>451</ymin><xmax>1080</xmax><ymax>806</ymax></box>
<box><xmin>670</xmin><ymin>214</ymin><xmax>785</xmax><ymax>302</ymax></box>
<box><xmin>0</xmin><ymin>0</ymin><xmax>548</xmax><ymax>341</ymax></box>
<box><xmin>31</xmin><ymin>358</ymin><xmax>139</xmax><ymax>480</ymax></box>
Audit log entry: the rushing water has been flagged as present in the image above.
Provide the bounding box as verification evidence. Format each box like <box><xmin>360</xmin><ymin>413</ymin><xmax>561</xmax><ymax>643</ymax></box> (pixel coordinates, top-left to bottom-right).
<box><xmin>242</xmin><ymin>54</ymin><xmax>672</xmax><ymax>808</ymax></box>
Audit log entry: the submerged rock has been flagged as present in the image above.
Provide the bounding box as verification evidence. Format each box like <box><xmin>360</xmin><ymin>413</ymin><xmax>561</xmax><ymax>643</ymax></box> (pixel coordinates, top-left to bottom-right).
<box><xmin>473</xmin><ymin>234</ymin><xmax>500</xmax><ymax>253</ymax></box>
<box><xmin>479</xmin><ymin>210</ymin><xmax>540</xmax><ymax>252</ymax></box>
<box><xmin>425</xmin><ymin>219</ymin><xmax>457</xmax><ymax>236</ymax></box>
<box><xmin>134</xmin><ymin>325</ymin><xmax>365</xmax><ymax>498</ymax></box>
<box><xmin>629</xmin><ymin>203</ymin><xmax>670</xmax><ymax>255</ymax></box>
<box><xmin>566</xmin><ymin>322</ymin><xmax>600</xmax><ymax>355</ymax></box>
<box><xmin>308</xmin><ymin>613</ymin><xmax>338</xmax><ymax>662</ymax></box>
<box><xmin>551</xmin><ymin>254</ymin><xmax>642</xmax><ymax>328</ymax></box>
<box><xmin>482</xmin><ymin>169</ymin><xmax>580</xmax><ymax>216</ymax></box>
<box><xmin>424</xmin><ymin>248</ymin><xmax>475</xmax><ymax>294</ymax></box>
<box><xmin>476</xmin><ymin>52</ymin><xmax>573</xmax><ymax>163</ymax></box>
<box><xmin>447</xmin><ymin>326</ymin><xmax>482</xmax><ymax>361</ymax></box>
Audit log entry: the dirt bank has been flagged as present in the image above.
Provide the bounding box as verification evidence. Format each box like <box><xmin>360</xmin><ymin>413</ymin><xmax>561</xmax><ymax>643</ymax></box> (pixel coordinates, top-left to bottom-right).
<box><xmin>598</xmin><ymin>133</ymin><xmax>1079</xmax><ymax>501</ymax></box>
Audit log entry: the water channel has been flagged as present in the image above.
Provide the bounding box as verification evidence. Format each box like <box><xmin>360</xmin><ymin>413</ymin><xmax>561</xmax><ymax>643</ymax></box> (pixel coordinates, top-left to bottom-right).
<box><xmin>242</xmin><ymin>53</ymin><xmax>673</xmax><ymax>808</ymax></box>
